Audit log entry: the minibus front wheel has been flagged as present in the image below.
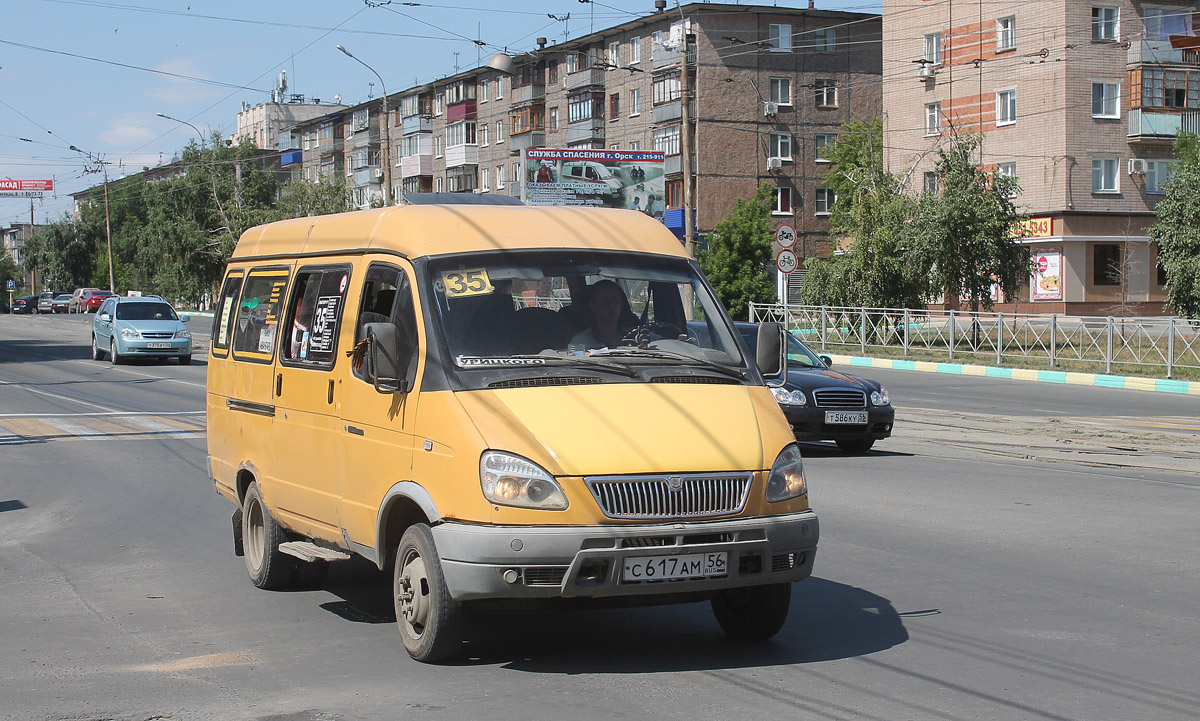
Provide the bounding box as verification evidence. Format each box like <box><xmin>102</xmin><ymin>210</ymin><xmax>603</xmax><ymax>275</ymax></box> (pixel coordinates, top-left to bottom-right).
<box><xmin>711</xmin><ymin>583</ymin><xmax>792</xmax><ymax>641</ymax></box>
<box><xmin>394</xmin><ymin>524</ymin><xmax>463</xmax><ymax>662</ymax></box>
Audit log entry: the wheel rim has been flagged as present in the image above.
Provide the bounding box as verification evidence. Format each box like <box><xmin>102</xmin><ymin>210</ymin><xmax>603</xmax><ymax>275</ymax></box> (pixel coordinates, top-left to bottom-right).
<box><xmin>111</xmin><ymin>339</ymin><xmax>117</xmax><ymax>360</ymax></box>
<box><xmin>396</xmin><ymin>549</ymin><xmax>430</xmax><ymax>637</ymax></box>
<box><xmin>244</xmin><ymin>496</ymin><xmax>265</xmax><ymax>574</ymax></box>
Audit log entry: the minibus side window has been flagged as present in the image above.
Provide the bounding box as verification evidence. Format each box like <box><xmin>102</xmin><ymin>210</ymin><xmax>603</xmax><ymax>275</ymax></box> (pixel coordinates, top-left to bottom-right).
<box><xmin>231</xmin><ymin>269</ymin><xmax>290</xmax><ymax>363</ymax></box>
<box><xmin>280</xmin><ymin>265</ymin><xmax>351</xmax><ymax>369</ymax></box>
<box><xmin>353</xmin><ymin>264</ymin><xmax>418</xmax><ymax>384</ymax></box>
<box><xmin>210</xmin><ymin>272</ymin><xmax>243</xmax><ymax>357</ymax></box>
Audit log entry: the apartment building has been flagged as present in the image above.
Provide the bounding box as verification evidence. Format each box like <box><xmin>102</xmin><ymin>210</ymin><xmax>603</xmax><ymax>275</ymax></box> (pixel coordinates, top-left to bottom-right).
<box><xmin>884</xmin><ymin>0</ymin><xmax>1198</xmax><ymax>314</ymax></box>
<box><xmin>270</xmin><ymin>3</ymin><xmax>882</xmax><ymax>301</ymax></box>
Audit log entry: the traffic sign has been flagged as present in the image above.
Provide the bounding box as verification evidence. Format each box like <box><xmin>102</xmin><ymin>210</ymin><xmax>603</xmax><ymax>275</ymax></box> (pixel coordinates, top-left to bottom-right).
<box><xmin>6</xmin><ymin>280</ymin><xmax>14</xmax><ymax>290</ymax></box>
<box><xmin>775</xmin><ymin>224</ymin><xmax>796</xmax><ymax>249</ymax></box>
<box><xmin>776</xmin><ymin>249</ymin><xmax>798</xmax><ymax>274</ymax></box>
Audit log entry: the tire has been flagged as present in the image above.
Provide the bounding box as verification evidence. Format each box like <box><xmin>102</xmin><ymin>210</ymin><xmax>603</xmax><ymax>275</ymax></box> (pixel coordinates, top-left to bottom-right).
<box><xmin>711</xmin><ymin>583</ymin><xmax>792</xmax><ymax>641</ymax></box>
<box><xmin>91</xmin><ymin>334</ymin><xmax>105</xmax><ymax>361</ymax></box>
<box><xmin>394</xmin><ymin>524</ymin><xmax>464</xmax><ymax>663</ymax></box>
<box><xmin>241</xmin><ymin>482</ymin><xmax>295</xmax><ymax>590</ymax></box>
<box><xmin>835</xmin><ymin>438</ymin><xmax>875</xmax><ymax>454</ymax></box>
<box><xmin>179</xmin><ymin>355</ymin><xmax>192</xmax><ymax>365</ymax></box>
<box><xmin>110</xmin><ymin>338</ymin><xmax>122</xmax><ymax>365</ymax></box>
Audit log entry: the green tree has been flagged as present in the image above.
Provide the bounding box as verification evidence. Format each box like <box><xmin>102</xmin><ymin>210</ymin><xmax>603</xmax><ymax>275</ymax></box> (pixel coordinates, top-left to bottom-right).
<box><xmin>820</xmin><ymin>118</ymin><xmax>886</xmax><ymax>230</ymax></box>
<box><xmin>24</xmin><ymin>217</ymin><xmax>98</xmax><ymax>291</ymax></box>
<box><xmin>1148</xmin><ymin>132</ymin><xmax>1200</xmax><ymax>318</ymax></box>
<box><xmin>698</xmin><ymin>183</ymin><xmax>779</xmax><ymax>319</ymax></box>
<box><xmin>0</xmin><ymin>252</ymin><xmax>20</xmax><ymax>288</ymax></box>
<box><xmin>914</xmin><ymin>134</ymin><xmax>1030</xmax><ymax>312</ymax></box>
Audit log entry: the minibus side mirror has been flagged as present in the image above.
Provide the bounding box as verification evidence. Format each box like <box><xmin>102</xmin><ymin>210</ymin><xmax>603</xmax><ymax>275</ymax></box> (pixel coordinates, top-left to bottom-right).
<box><xmin>363</xmin><ymin>323</ymin><xmax>410</xmax><ymax>394</ymax></box>
<box><xmin>756</xmin><ymin>322</ymin><xmax>787</xmax><ymax>382</ymax></box>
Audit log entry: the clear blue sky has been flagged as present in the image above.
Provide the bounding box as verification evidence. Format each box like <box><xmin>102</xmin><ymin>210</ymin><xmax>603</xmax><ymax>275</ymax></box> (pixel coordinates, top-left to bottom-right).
<box><xmin>1</xmin><ymin>0</ymin><xmax>878</xmax><ymax>226</ymax></box>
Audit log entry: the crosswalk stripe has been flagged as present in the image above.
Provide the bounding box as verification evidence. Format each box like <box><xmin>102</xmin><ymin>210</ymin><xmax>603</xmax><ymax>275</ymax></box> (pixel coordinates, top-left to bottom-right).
<box><xmin>121</xmin><ymin>415</ymin><xmax>204</xmax><ymax>439</ymax></box>
<box><xmin>39</xmin><ymin>417</ymin><xmax>120</xmax><ymax>441</ymax></box>
<box><xmin>0</xmin><ymin>415</ymin><xmax>206</xmax><ymax>443</ymax></box>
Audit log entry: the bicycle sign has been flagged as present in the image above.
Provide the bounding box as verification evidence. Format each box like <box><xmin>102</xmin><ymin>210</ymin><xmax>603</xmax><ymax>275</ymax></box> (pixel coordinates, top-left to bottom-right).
<box><xmin>776</xmin><ymin>249</ymin><xmax>798</xmax><ymax>274</ymax></box>
<box><xmin>775</xmin><ymin>224</ymin><xmax>796</xmax><ymax>249</ymax></box>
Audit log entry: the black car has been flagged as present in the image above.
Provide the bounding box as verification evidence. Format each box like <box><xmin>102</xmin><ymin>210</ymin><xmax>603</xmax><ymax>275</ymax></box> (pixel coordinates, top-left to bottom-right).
<box><xmin>11</xmin><ymin>295</ymin><xmax>37</xmax><ymax>314</ymax></box>
<box><xmin>736</xmin><ymin>322</ymin><xmax>894</xmax><ymax>453</ymax></box>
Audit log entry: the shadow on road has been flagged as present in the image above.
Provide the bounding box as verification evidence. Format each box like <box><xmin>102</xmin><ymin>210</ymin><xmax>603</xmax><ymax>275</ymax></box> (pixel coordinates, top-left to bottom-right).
<box><xmin>0</xmin><ymin>339</ymin><xmax>91</xmax><ymax>362</ymax></box>
<box><xmin>316</xmin><ymin>563</ymin><xmax>908</xmax><ymax>671</ymax></box>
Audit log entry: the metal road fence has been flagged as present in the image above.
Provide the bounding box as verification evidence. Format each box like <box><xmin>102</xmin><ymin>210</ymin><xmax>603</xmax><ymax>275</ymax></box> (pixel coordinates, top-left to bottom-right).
<box><xmin>749</xmin><ymin>303</ymin><xmax>1200</xmax><ymax>379</ymax></box>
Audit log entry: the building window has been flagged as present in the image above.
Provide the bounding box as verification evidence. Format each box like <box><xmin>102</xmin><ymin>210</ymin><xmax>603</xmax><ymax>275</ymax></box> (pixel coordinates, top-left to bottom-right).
<box><xmin>996</xmin><ymin>89</ymin><xmax>1016</xmax><ymax>125</ymax></box>
<box><xmin>495</xmin><ymin>76</ymin><xmax>504</xmax><ymax>100</ymax></box>
<box><xmin>566</xmin><ymin>53</ymin><xmax>579</xmax><ymax>74</ymax></box>
<box><xmin>996</xmin><ymin>16</ymin><xmax>1016</xmax><ymax>51</ymax></box>
<box><xmin>480</xmin><ymin>79</ymin><xmax>490</xmax><ymax>102</ymax></box>
<box><xmin>1092</xmin><ymin>157</ymin><xmax>1119</xmax><ymax>193</ymax></box>
<box><xmin>769</xmin><ymin>24</ymin><xmax>792</xmax><ymax>52</ymax></box>
<box><xmin>1140</xmin><ymin>68</ymin><xmax>1200</xmax><ymax>109</ymax></box>
<box><xmin>436</xmin><ymin>177</ymin><xmax>444</xmax><ymax>192</ymax></box>
<box><xmin>925</xmin><ymin>103</ymin><xmax>942</xmax><ymax>135</ymax></box>
<box><xmin>479</xmin><ymin>124</ymin><xmax>489</xmax><ymax>146</ymax></box>
<box><xmin>815</xmin><ymin>188</ymin><xmax>834</xmax><ymax>215</ymax></box>
<box><xmin>496</xmin><ymin>119</ymin><xmax>506</xmax><ymax>142</ymax></box>
<box><xmin>1145</xmin><ymin>7</ymin><xmax>1196</xmax><ymax>41</ymax></box>
<box><xmin>629</xmin><ymin>88</ymin><xmax>641</xmax><ymax>115</ymax></box>
<box><xmin>815</xmin><ymin>133</ymin><xmax>836</xmax><ymax>162</ymax></box>
<box><xmin>568</xmin><ymin>92</ymin><xmax>603</xmax><ymax>123</ymax></box>
<box><xmin>652</xmin><ymin>72</ymin><xmax>682</xmax><ymax>105</ymax></box>
<box><xmin>630</xmin><ymin>36</ymin><xmax>642</xmax><ymax>63</ymax></box>
<box><xmin>996</xmin><ymin>162</ymin><xmax>1017</xmax><ymax>197</ymax></box>
<box><xmin>653</xmin><ymin>125</ymin><xmax>681</xmax><ymax>155</ymax></box>
<box><xmin>630</xmin><ymin>141</ymin><xmax>641</xmax><ymax>151</ymax></box>
<box><xmin>923</xmin><ymin>171</ymin><xmax>940</xmax><ymax>196</ymax></box>
<box><xmin>496</xmin><ymin>165</ymin><xmax>505</xmax><ymax>189</ymax></box>
<box><xmin>814</xmin><ymin>27</ymin><xmax>836</xmax><ymax>51</ymax></box>
<box><xmin>512</xmin><ymin>162</ymin><xmax>520</xmax><ymax>183</ymax></box>
<box><xmin>609</xmin><ymin>92</ymin><xmax>620</xmax><ymax>119</ymax></box>
<box><xmin>815</xmin><ymin>80</ymin><xmax>838</xmax><ymax>108</ymax></box>
<box><xmin>549</xmin><ymin>106</ymin><xmax>560</xmax><ymax>130</ymax></box>
<box><xmin>1092</xmin><ymin>82</ymin><xmax>1120</xmax><ymax>117</ymax></box>
<box><xmin>1093</xmin><ymin>244</ymin><xmax>1121</xmax><ymax>285</ymax></box>
<box><xmin>509</xmin><ymin>107</ymin><xmax>544</xmax><ymax>135</ymax></box>
<box><xmin>769</xmin><ymin>77</ymin><xmax>792</xmax><ymax>105</ymax></box>
<box><xmin>434</xmin><ymin>92</ymin><xmax>445</xmax><ymax>115</ymax></box>
<box><xmin>480</xmin><ymin>168</ymin><xmax>490</xmax><ymax>191</ymax></box>
<box><xmin>924</xmin><ymin>32</ymin><xmax>942</xmax><ymax>65</ymax></box>
<box><xmin>609</xmin><ymin>41</ymin><xmax>621</xmax><ymax>66</ymax></box>
<box><xmin>1092</xmin><ymin>6</ymin><xmax>1119</xmax><ymax>41</ymax></box>
<box><xmin>434</xmin><ymin>135</ymin><xmax>444</xmax><ymax>158</ymax></box>
<box><xmin>1147</xmin><ymin>160</ymin><xmax>1176</xmax><ymax>194</ymax></box>
<box><xmin>666</xmin><ymin>179</ymin><xmax>682</xmax><ymax>208</ymax></box>
<box><xmin>548</xmin><ymin>60</ymin><xmax>559</xmax><ymax>85</ymax></box>
<box><xmin>769</xmin><ymin>133</ymin><xmax>792</xmax><ymax>160</ymax></box>
<box><xmin>446</xmin><ymin>121</ymin><xmax>476</xmax><ymax>147</ymax></box>
<box><xmin>774</xmin><ymin>186</ymin><xmax>792</xmax><ymax>214</ymax></box>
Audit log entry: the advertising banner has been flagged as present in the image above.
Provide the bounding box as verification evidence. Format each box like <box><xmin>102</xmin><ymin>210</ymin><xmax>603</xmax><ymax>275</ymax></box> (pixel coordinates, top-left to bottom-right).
<box><xmin>522</xmin><ymin>148</ymin><xmax>666</xmax><ymax>220</ymax></box>
<box><xmin>0</xmin><ymin>179</ymin><xmax>53</xmax><ymax>198</ymax></box>
<box><xmin>1013</xmin><ymin>216</ymin><xmax>1053</xmax><ymax>238</ymax></box>
<box><xmin>1032</xmin><ymin>249</ymin><xmax>1063</xmax><ymax>301</ymax></box>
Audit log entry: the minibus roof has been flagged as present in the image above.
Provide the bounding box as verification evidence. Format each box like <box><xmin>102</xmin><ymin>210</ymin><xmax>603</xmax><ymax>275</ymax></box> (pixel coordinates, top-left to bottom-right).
<box><xmin>231</xmin><ymin>205</ymin><xmax>691</xmax><ymax>261</ymax></box>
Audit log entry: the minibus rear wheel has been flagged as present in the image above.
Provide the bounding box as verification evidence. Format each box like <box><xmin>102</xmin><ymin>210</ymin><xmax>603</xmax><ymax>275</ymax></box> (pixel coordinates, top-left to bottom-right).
<box><xmin>711</xmin><ymin>583</ymin><xmax>792</xmax><ymax>641</ymax></box>
<box><xmin>394</xmin><ymin>524</ymin><xmax>463</xmax><ymax>662</ymax></box>
<box><xmin>242</xmin><ymin>482</ymin><xmax>293</xmax><ymax>590</ymax></box>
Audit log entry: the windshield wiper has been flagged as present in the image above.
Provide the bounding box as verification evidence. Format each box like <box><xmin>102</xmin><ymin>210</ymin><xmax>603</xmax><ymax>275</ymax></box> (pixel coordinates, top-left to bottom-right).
<box><xmin>590</xmin><ymin>349</ymin><xmax>746</xmax><ymax>380</ymax></box>
<box><xmin>477</xmin><ymin>354</ymin><xmax>638</xmax><ymax>377</ymax></box>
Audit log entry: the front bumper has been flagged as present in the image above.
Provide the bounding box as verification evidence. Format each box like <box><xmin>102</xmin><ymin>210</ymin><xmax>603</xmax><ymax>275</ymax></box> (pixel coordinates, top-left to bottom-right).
<box><xmin>115</xmin><ymin>337</ymin><xmax>192</xmax><ymax>357</ymax></box>
<box><xmin>782</xmin><ymin>405</ymin><xmax>894</xmax><ymax>442</ymax></box>
<box><xmin>433</xmin><ymin>510</ymin><xmax>819</xmax><ymax>601</ymax></box>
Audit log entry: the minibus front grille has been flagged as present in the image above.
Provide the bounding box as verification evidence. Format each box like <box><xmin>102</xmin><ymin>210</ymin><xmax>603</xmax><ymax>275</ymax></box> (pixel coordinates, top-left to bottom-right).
<box><xmin>488</xmin><ymin>376</ymin><xmax>605</xmax><ymax>389</ymax></box>
<box><xmin>650</xmin><ymin>375</ymin><xmax>741</xmax><ymax>385</ymax></box>
<box><xmin>585</xmin><ymin>474</ymin><xmax>752</xmax><ymax>519</ymax></box>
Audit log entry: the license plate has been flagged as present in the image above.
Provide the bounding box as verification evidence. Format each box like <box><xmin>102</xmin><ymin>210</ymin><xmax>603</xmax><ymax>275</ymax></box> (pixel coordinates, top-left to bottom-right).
<box><xmin>825</xmin><ymin>411</ymin><xmax>868</xmax><ymax>424</ymax></box>
<box><xmin>146</xmin><ymin>342</ymin><xmax>172</xmax><ymax>349</ymax></box>
<box><xmin>622</xmin><ymin>552</ymin><xmax>727</xmax><ymax>582</ymax></box>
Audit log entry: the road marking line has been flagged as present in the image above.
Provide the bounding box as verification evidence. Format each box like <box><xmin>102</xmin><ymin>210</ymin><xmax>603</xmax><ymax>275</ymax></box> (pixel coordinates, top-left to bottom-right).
<box><xmin>70</xmin><ymin>360</ymin><xmax>206</xmax><ymax>388</ymax></box>
<box><xmin>121</xmin><ymin>415</ymin><xmax>204</xmax><ymax>439</ymax></box>
<box><xmin>19</xmin><ymin>386</ymin><xmax>117</xmax><ymax>412</ymax></box>
<box><xmin>39</xmin><ymin>416</ymin><xmax>118</xmax><ymax>441</ymax></box>
<box><xmin>0</xmin><ymin>411</ymin><xmax>204</xmax><ymax>418</ymax></box>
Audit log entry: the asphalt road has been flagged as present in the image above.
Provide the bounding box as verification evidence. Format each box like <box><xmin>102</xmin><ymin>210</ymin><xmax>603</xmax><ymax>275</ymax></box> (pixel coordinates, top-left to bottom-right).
<box><xmin>3</xmin><ymin>312</ymin><xmax>1199</xmax><ymax>721</ymax></box>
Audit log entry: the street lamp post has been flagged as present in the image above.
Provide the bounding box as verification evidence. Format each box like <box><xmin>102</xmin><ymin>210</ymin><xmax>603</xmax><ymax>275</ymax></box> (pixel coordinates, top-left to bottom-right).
<box><xmin>69</xmin><ymin>145</ymin><xmax>115</xmax><ymax>293</ymax></box>
<box><xmin>337</xmin><ymin>45</ymin><xmax>395</xmax><ymax>206</ymax></box>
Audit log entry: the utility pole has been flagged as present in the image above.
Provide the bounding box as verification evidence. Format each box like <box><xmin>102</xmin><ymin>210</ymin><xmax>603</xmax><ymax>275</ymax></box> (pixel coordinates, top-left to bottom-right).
<box><xmin>337</xmin><ymin>45</ymin><xmax>394</xmax><ymax>206</ymax></box>
<box><xmin>680</xmin><ymin>30</ymin><xmax>696</xmax><ymax>258</ymax></box>
<box><xmin>70</xmin><ymin>145</ymin><xmax>115</xmax><ymax>292</ymax></box>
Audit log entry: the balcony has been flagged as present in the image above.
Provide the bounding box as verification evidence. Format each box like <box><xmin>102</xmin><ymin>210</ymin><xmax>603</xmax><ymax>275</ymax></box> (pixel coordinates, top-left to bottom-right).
<box><xmin>402</xmin><ymin>115</ymin><xmax>432</xmax><ymax>135</ymax></box>
<box><xmin>445</xmin><ymin>144</ymin><xmax>479</xmax><ymax>168</ymax></box>
<box><xmin>348</xmin><ymin>127</ymin><xmax>381</xmax><ymax>144</ymax></box>
<box><xmin>353</xmin><ymin>166</ymin><xmax>382</xmax><ymax>186</ymax></box>
<box><xmin>512</xmin><ymin>84</ymin><xmax>546</xmax><ymax>104</ymax></box>
<box><xmin>447</xmin><ymin>100</ymin><xmax>477</xmax><ymax>123</ymax></box>
<box><xmin>566</xmin><ymin>118</ymin><xmax>605</xmax><ymax>145</ymax></box>
<box><xmin>401</xmin><ymin>154</ymin><xmax>433</xmax><ymax>178</ymax></box>
<box><xmin>652</xmin><ymin>44</ymin><xmax>694</xmax><ymax>70</ymax></box>
<box><xmin>1128</xmin><ymin>108</ymin><xmax>1200</xmax><ymax>142</ymax></box>
<box><xmin>651</xmin><ymin>100</ymin><xmax>696</xmax><ymax>124</ymax></box>
<box><xmin>664</xmin><ymin>154</ymin><xmax>695</xmax><ymax>176</ymax></box>
<box><xmin>319</xmin><ymin>137</ymin><xmax>343</xmax><ymax>154</ymax></box>
<box><xmin>510</xmin><ymin>131</ymin><xmax>546</xmax><ymax>154</ymax></box>
<box><xmin>280</xmin><ymin>150</ymin><xmax>303</xmax><ymax>167</ymax></box>
<box><xmin>1127</xmin><ymin>38</ymin><xmax>1200</xmax><ymax>66</ymax></box>
<box><xmin>564</xmin><ymin>67</ymin><xmax>607</xmax><ymax>91</ymax></box>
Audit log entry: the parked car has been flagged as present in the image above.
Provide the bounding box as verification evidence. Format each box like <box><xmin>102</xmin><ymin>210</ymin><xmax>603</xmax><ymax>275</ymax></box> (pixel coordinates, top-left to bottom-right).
<box><xmin>735</xmin><ymin>322</ymin><xmax>894</xmax><ymax>453</ymax></box>
<box><xmin>91</xmin><ymin>295</ymin><xmax>191</xmax><ymax>364</ymax></box>
<box><xmin>71</xmin><ymin>288</ymin><xmax>113</xmax><ymax>313</ymax></box>
<box><xmin>11</xmin><ymin>295</ymin><xmax>37</xmax><ymax>314</ymax></box>
<box><xmin>37</xmin><ymin>291</ymin><xmax>57</xmax><ymax>313</ymax></box>
<box><xmin>51</xmin><ymin>294</ymin><xmax>73</xmax><ymax>313</ymax></box>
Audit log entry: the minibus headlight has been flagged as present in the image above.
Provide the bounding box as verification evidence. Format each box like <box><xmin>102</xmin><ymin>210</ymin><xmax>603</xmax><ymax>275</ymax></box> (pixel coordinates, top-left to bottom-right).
<box><xmin>765</xmin><ymin>444</ymin><xmax>807</xmax><ymax>502</ymax></box>
<box><xmin>480</xmin><ymin>451</ymin><xmax>568</xmax><ymax>510</ymax></box>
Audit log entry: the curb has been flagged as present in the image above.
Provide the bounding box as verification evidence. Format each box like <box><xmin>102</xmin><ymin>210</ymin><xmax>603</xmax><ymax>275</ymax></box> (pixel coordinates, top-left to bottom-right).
<box><xmin>829</xmin><ymin>354</ymin><xmax>1200</xmax><ymax>396</ymax></box>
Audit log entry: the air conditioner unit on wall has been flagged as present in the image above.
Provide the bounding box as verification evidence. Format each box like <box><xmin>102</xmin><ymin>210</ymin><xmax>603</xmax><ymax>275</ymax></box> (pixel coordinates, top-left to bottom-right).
<box><xmin>763</xmin><ymin>101</ymin><xmax>779</xmax><ymax>117</ymax></box>
<box><xmin>767</xmin><ymin>157</ymin><xmax>783</xmax><ymax>170</ymax></box>
<box><xmin>1128</xmin><ymin>158</ymin><xmax>1148</xmax><ymax>175</ymax></box>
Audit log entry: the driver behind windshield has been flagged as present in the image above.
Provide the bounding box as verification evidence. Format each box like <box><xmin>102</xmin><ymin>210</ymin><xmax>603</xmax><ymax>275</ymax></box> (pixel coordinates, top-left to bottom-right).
<box><xmin>568</xmin><ymin>280</ymin><xmax>636</xmax><ymax>350</ymax></box>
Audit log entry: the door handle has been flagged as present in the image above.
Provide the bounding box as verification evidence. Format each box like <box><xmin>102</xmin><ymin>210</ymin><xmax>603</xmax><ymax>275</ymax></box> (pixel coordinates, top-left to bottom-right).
<box><xmin>328</xmin><ymin>379</ymin><xmax>335</xmax><ymax>405</ymax></box>
<box><xmin>275</xmin><ymin>373</ymin><xmax>282</xmax><ymax>397</ymax></box>
<box><xmin>345</xmin><ymin>425</ymin><xmax>364</xmax><ymax>436</ymax></box>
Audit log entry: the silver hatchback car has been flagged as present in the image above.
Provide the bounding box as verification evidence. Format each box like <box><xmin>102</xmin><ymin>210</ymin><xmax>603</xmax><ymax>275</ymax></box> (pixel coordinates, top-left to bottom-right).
<box><xmin>92</xmin><ymin>296</ymin><xmax>192</xmax><ymax>364</ymax></box>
